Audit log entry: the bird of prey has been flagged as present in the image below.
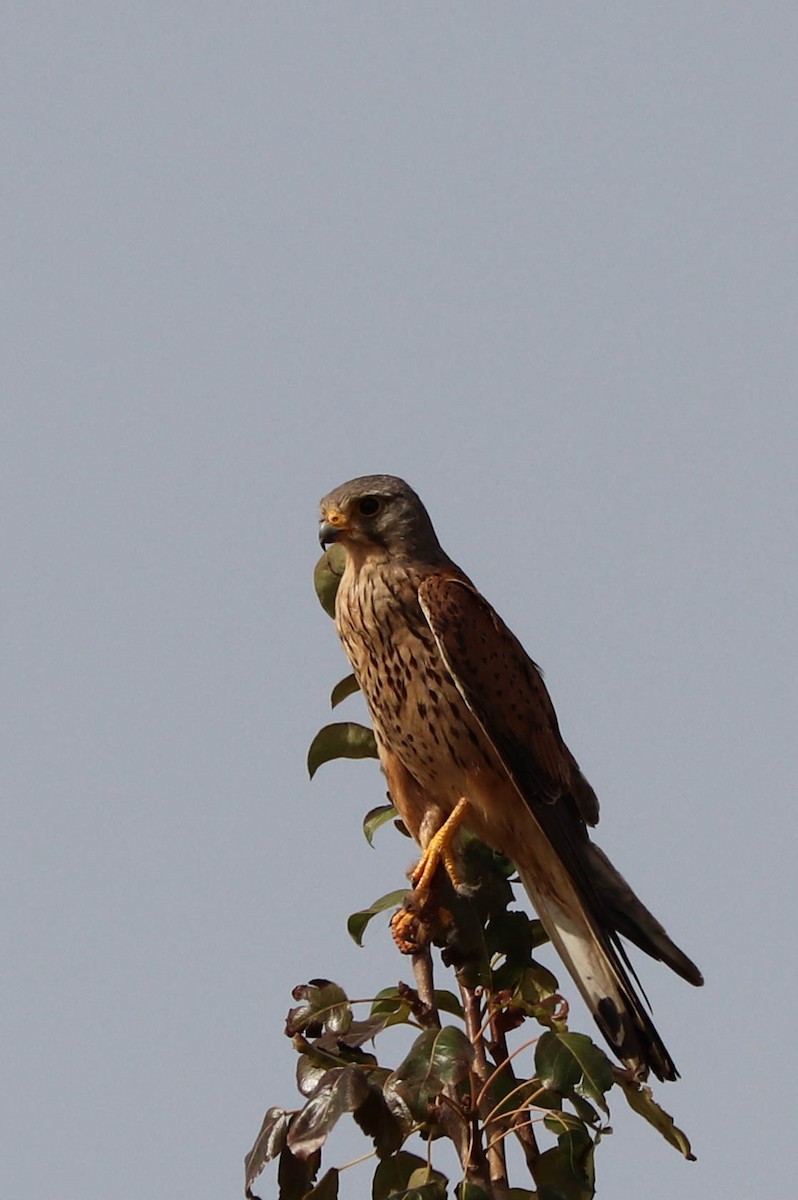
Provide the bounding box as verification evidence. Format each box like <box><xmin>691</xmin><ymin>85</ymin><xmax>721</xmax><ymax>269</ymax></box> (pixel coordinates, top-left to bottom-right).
<box><xmin>318</xmin><ymin>474</ymin><xmax>702</xmax><ymax>1081</ymax></box>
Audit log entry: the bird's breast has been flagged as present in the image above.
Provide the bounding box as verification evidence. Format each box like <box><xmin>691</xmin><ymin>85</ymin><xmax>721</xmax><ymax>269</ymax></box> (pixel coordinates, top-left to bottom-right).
<box><xmin>335</xmin><ymin>562</ymin><xmax>503</xmax><ymax>800</ymax></box>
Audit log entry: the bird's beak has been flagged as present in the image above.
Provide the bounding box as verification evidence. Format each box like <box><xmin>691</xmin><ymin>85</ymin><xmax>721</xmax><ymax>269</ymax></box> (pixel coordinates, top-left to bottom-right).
<box><xmin>318</xmin><ymin>521</ymin><xmax>338</xmax><ymax>548</ymax></box>
<box><xmin>318</xmin><ymin>508</ymin><xmax>348</xmax><ymax>548</ymax></box>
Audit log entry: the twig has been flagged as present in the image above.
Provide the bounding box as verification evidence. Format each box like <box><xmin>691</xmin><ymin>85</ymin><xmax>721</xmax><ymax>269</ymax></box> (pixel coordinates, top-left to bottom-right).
<box><xmin>474</xmin><ymin>1034</ymin><xmax>542</xmax><ymax>1109</ymax></box>
<box><xmin>409</xmin><ymin>945</ymin><xmax>493</xmax><ymax>1191</ymax></box>
<box><xmin>487</xmin><ymin>1017</ymin><xmax>541</xmax><ymax>1180</ymax></box>
<box><xmin>409</xmin><ymin>946</ymin><xmax>440</xmax><ymax>1027</ymax></box>
<box><xmin>460</xmin><ymin>981</ymin><xmax>510</xmax><ymax>1199</ymax></box>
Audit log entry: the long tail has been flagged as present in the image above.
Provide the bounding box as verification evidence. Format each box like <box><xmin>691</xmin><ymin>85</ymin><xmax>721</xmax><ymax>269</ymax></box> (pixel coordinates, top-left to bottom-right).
<box><xmin>585</xmin><ymin>842</ymin><xmax>704</xmax><ymax>986</ymax></box>
<box><xmin>517</xmin><ymin>864</ymin><xmax>682</xmax><ymax>1081</ymax></box>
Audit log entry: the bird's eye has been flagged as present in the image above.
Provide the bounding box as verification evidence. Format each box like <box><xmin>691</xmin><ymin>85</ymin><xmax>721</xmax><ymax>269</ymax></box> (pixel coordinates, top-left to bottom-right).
<box><xmin>357</xmin><ymin>495</ymin><xmax>381</xmax><ymax>517</ymax></box>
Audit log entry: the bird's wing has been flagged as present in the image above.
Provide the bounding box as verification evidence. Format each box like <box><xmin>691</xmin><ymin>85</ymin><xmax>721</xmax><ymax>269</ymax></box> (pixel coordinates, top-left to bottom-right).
<box><xmin>418</xmin><ymin>574</ymin><xmax>702</xmax><ymax>976</ymax></box>
<box><xmin>418</xmin><ymin>574</ymin><xmax>599</xmax><ymax>830</ymax></box>
<box><xmin>418</xmin><ymin>574</ymin><xmax>684</xmax><ymax>1081</ymax></box>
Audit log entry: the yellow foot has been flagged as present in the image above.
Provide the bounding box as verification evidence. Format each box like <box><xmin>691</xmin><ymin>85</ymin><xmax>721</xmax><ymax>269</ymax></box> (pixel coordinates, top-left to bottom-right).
<box><xmin>410</xmin><ymin>797</ymin><xmax>470</xmax><ymax>896</ymax></box>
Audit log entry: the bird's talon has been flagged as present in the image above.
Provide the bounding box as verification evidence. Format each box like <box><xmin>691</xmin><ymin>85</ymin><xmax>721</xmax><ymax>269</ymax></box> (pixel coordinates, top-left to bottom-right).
<box><xmin>410</xmin><ymin>798</ymin><xmax>471</xmax><ymax>897</ymax></box>
<box><xmin>390</xmin><ymin>906</ymin><xmax>427</xmax><ymax>955</ymax></box>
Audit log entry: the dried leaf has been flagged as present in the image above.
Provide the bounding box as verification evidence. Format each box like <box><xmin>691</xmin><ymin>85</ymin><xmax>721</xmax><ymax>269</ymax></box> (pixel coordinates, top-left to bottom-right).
<box><xmin>296</xmin><ymin>1055</ymin><xmax>337</xmax><ymax>1100</ymax></box>
<box><xmin>351</xmin><ymin>1082</ymin><xmax>403</xmax><ymax>1158</ymax></box>
<box><xmin>286</xmin><ymin>1066</ymin><xmax>370</xmax><ymax>1159</ymax></box>
<box><xmin>380</xmin><ymin>1080</ymin><xmax>417</xmax><ymax>1138</ymax></box>
<box><xmin>294</xmin><ymin>1034</ymin><xmax>377</xmax><ymax>1103</ymax></box>
<box><xmin>286</xmin><ymin>980</ymin><xmax>352</xmax><ymax>1038</ymax></box>
<box><xmin>306</xmin><ymin>1168</ymin><xmax>339</xmax><ymax>1199</ymax></box>
<box><xmin>244</xmin><ymin>1107</ymin><xmax>290</xmax><ymax>1197</ymax></box>
<box><xmin>276</xmin><ymin>1144</ymin><xmax>321</xmax><ymax>1200</ymax></box>
<box><xmin>316</xmin><ymin>1015</ymin><xmax>389</xmax><ymax>1051</ymax></box>
<box><xmin>617</xmin><ymin>1077</ymin><xmax>696</xmax><ymax>1160</ymax></box>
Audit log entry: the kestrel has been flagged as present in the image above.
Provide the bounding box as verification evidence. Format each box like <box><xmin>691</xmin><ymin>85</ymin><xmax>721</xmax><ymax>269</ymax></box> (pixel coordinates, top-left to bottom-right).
<box><xmin>318</xmin><ymin>474</ymin><xmax>702</xmax><ymax>1081</ymax></box>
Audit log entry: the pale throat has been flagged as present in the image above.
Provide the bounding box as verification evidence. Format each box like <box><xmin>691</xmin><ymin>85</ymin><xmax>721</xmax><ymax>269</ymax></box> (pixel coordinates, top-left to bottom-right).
<box><xmin>339</xmin><ymin>537</ymin><xmax>393</xmax><ymax>574</ymax></box>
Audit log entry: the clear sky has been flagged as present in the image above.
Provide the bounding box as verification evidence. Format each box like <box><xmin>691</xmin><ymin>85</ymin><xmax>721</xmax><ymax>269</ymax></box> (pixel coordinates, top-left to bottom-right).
<box><xmin>3</xmin><ymin>5</ymin><xmax>795</xmax><ymax>1198</ymax></box>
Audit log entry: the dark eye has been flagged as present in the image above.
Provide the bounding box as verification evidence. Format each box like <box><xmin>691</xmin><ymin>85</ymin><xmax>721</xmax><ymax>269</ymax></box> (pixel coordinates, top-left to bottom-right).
<box><xmin>357</xmin><ymin>495</ymin><xmax>381</xmax><ymax>517</ymax></box>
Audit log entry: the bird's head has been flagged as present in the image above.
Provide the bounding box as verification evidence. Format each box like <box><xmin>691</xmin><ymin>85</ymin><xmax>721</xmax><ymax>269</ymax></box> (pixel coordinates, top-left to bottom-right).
<box><xmin>318</xmin><ymin>474</ymin><xmax>446</xmax><ymax>564</ymax></box>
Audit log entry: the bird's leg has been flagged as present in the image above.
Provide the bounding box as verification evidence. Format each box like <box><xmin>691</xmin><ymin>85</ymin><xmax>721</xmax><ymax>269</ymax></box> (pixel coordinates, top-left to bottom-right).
<box><xmin>391</xmin><ymin>799</ymin><xmax>470</xmax><ymax>956</ymax></box>
<box><xmin>411</xmin><ymin>797</ymin><xmax>470</xmax><ymax>897</ymax></box>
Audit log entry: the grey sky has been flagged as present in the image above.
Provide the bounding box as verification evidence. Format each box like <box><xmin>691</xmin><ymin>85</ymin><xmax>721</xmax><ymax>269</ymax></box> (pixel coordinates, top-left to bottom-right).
<box><xmin>3</xmin><ymin>5</ymin><xmax>795</xmax><ymax>1197</ymax></box>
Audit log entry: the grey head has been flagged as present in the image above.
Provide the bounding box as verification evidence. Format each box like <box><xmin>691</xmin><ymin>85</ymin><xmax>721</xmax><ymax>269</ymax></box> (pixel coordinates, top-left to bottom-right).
<box><xmin>318</xmin><ymin>474</ymin><xmax>447</xmax><ymax>564</ymax></box>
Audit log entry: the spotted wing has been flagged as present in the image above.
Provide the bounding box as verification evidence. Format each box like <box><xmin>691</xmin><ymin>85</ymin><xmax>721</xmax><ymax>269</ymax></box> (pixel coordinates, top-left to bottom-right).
<box><xmin>418</xmin><ymin>574</ymin><xmax>599</xmax><ymax>827</ymax></box>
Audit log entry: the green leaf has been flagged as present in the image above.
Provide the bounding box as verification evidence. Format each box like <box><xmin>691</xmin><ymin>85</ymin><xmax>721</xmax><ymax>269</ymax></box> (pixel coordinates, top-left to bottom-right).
<box><xmin>543</xmin><ymin>1113</ymin><xmax>594</xmax><ymax>1186</ymax></box>
<box><xmin>511</xmin><ymin>964</ymin><xmax>561</xmax><ymax>1013</ymax></box>
<box><xmin>313</xmin><ymin>547</ymin><xmax>346</xmax><ymax>618</ymax></box>
<box><xmin>485</xmin><ymin>1072</ymin><xmax>543</xmax><ymax>1122</ymax></box>
<box><xmin>347</xmin><ymin>890</ymin><xmax>408</xmax><ymax>947</ymax></box>
<box><xmin>363</xmin><ymin>802</ymin><xmax>398</xmax><ymax>846</ymax></box>
<box><xmin>306</xmin><ymin>1168</ymin><xmax>339</xmax><ymax>1199</ymax></box>
<box><xmin>352</xmin><ymin>1082</ymin><xmax>404</xmax><ymax>1159</ymax></box>
<box><xmin>369</xmin><ymin>988</ymin><xmax>416</xmax><ymax>1028</ymax></box>
<box><xmin>392</xmin><ymin>1025</ymin><xmax>474</xmax><ymax>1088</ymax></box>
<box><xmin>535</xmin><ymin>1031</ymin><xmax>581</xmax><ymax>1092</ymax></box>
<box><xmin>406</xmin><ymin>1165</ymin><xmax>449</xmax><ymax>1198</ymax></box>
<box><xmin>429</xmin><ymin>1025</ymin><xmax>474</xmax><ymax>1084</ymax></box>
<box><xmin>308</xmin><ymin>722</ymin><xmax>378</xmax><ymax>778</ymax></box>
<box><xmin>568</xmin><ymin>1093</ymin><xmax>600</xmax><ymax>1127</ymax></box>
<box><xmin>372</xmin><ymin>1152</ymin><xmax>431</xmax><ymax>1200</ymax></box>
<box><xmin>287</xmin><ymin>1066</ymin><xmax>371</xmax><ymax>1159</ymax></box>
<box><xmin>456</xmin><ymin>1184</ymin><xmax>491</xmax><ymax>1200</ymax></box>
<box><xmin>370</xmin><ymin>987</ymin><xmax>408</xmax><ymax>1013</ymax></box>
<box><xmin>244</xmin><ymin>1107</ymin><xmax>290</xmax><ymax>1197</ymax></box>
<box><xmin>331</xmin><ymin>673</ymin><xmax>360</xmax><ymax>708</ymax></box>
<box><xmin>617</xmin><ymin>1077</ymin><xmax>696</xmax><ymax>1160</ymax></box>
<box><xmin>535</xmin><ymin>1031</ymin><xmax>614</xmax><ymax>1112</ymax></box>
<box><xmin>384</xmin><ymin>1026</ymin><xmax>474</xmax><ymax>1128</ymax></box>
<box><xmin>486</xmin><ymin>910</ymin><xmax>540</xmax><ymax>964</ymax></box>
<box><xmin>397</xmin><ymin>1188</ymin><xmax>448</xmax><ymax>1200</ymax></box>
<box><xmin>534</xmin><ymin>1089</ymin><xmax>565</xmax><ymax>1111</ymax></box>
<box><xmin>534</xmin><ymin>1145</ymin><xmax>594</xmax><ymax>1200</ymax></box>
<box><xmin>432</xmin><ymin>990</ymin><xmax>465</xmax><ymax>1019</ymax></box>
